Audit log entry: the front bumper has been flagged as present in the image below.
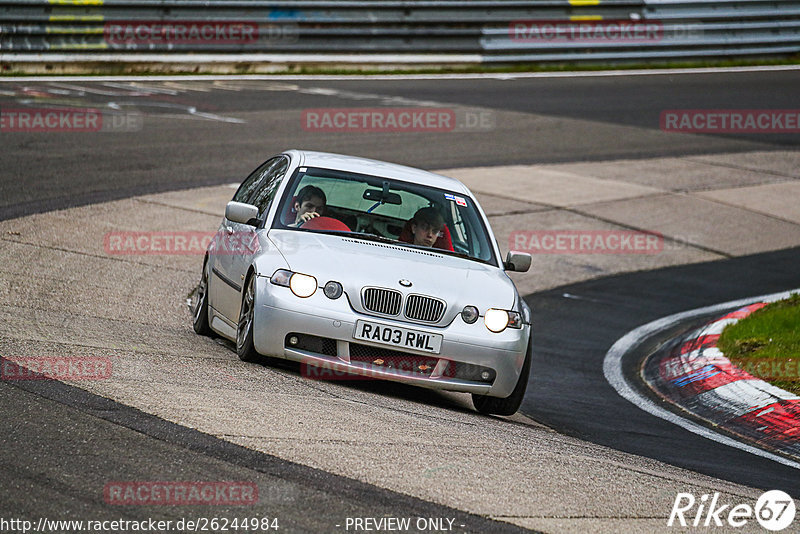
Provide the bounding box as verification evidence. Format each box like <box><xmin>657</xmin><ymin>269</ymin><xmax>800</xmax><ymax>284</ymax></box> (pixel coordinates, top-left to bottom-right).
<box><xmin>252</xmin><ymin>275</ymin><xmax>530</xmax><ymax>397</ymax></box>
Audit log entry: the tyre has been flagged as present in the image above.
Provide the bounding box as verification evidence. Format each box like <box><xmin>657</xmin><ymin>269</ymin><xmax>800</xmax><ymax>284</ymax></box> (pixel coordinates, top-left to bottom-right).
<box><xmin>192</xmin><ymin>259</ymin><xmax>211</xmax><ymax>335</ymax></box>
<box><xmin>472</xmin><ymin>336</ymin><xmax>532</xmax><ymax>416</ymax></box>
<box><xmin>236</xmin><ymin>273</ymin><xmax>261</xmax><ymax>363</ymax></box>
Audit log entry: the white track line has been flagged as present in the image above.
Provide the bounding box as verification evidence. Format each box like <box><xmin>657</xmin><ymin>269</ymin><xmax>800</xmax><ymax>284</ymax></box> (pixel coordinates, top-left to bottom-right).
<box><xmin>602</xmin><ymin>289</ymin><xmax>800</xmax><ymax>470</ymax></box>
<box><xmin>0</xmin><ymin>65</ymin><xmax>799</xmax><ymax>83</ymax></box>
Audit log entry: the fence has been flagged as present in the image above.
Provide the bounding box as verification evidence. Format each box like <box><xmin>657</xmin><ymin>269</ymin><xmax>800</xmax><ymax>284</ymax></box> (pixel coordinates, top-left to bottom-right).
<box><xmin>1</xmin><ymin>0</ymin><xmax>798</xmax><ymax>65</ymax></box>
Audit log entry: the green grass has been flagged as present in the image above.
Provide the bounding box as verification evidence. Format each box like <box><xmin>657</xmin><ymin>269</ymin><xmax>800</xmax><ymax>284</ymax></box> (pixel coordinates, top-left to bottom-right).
<box><xmin>1</xmin><ymin>55</ymin><xmax>800</xmax><ymax>77</ymax></box>
<box><xmin>718</xmin><ymin>293</ymin><xmax>800</xmax><ymax>395</ymax></box>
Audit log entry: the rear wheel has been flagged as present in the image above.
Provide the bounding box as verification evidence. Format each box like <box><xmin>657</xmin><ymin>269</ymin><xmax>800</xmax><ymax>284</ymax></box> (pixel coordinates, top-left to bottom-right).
<box><xmin>192</xmin><ymin>260</ymin><xmax>211</xmax><ymax>335</ymax></box>
<box><xmin>236</xmin><ymin>274</ymin><xmax>260</xmax><ymax>363</ymax></box>
<box><xmin>472</xmin><ymin>336</ymin><xmax>532</xmax><ymax>416</ymax></box>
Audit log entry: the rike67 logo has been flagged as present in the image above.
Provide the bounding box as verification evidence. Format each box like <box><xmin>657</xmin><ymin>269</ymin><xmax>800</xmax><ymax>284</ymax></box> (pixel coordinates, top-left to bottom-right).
<box><xmin>668</xmin><ymin>490</ymin><xmax>796</xmax><ymax>531</ymax></box>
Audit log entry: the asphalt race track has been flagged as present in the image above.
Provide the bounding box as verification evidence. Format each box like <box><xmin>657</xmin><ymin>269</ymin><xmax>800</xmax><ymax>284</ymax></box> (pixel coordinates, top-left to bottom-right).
<box><xmin>1</xmin><ymin>69</ymin><xmax>799</xmax><ymax>531</ymax></box>
<box><xmin>527</xmin><ymin>247</ymin><xmax>800</xmax><ymax>495</ymax></box>
<box><xmin>1</xmin><ymin>70</ymin><xmax>799</xmax><ymax>221</ymax></box>
<box><xmin>0</xmin><ymin>360</ymin><xmax>529</xmax><ymax>533</ymax></box>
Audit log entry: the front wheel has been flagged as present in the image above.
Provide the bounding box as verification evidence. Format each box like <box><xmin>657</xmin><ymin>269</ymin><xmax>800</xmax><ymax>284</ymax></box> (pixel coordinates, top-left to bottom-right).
<box><xmin>472</xmin><ymin>336</ymin><xmax>532</xmax><ymax>416</ymax></box>
<box><xmin>236</xmin><ymin>274</ymin><xmax>261</xmax><ymax>363</ymax></box>
<box><xmin>192</xmin><ymin>260</ymin><xmax>211</xmax><ymax>335</ymax></box>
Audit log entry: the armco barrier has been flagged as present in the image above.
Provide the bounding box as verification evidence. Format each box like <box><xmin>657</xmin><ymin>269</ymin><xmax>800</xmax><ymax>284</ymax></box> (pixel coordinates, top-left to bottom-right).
<box><xmin>0</xmin><ymin>0</ymin><xmax>798</xmax><ymax>65</ymax></box>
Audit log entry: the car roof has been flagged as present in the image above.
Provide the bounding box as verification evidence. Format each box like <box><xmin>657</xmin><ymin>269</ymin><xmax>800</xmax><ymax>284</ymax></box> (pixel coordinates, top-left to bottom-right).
<box><xmin>285</xmin><ymin>149</ymin><xmax>471</xmax><ymax>195</ymax></box>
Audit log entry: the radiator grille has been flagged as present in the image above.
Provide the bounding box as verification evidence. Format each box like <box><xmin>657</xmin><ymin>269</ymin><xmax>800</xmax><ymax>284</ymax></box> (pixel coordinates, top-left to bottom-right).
<box><xmin>362</xmin><ymin>287</ymin><xmax>402</xmax><ymax>316</ymax></box>
<box><xmin>350</xmin><ymin>343</ymin><xmax>439</xmax><ymax>377</ymax></box>
<box><xmin>404</xmin><ymin>294</ymin><xmax>445</xmax><ymax>323</ymax></box>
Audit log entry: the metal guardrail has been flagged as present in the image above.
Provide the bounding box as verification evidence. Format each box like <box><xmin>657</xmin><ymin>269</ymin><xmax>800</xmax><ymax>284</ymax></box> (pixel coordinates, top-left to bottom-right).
<box><xmin>0</xmin><ymin>0</ymin><xmax>798</xmax><ymax>64</ymax></box>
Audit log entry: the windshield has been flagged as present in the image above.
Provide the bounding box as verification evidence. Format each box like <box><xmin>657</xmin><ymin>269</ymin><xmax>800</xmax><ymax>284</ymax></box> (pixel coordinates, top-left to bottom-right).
<box><xmin>272</xmin><ymin>166</ymin><xmax>497</xmax><ymax>265</ymax></box>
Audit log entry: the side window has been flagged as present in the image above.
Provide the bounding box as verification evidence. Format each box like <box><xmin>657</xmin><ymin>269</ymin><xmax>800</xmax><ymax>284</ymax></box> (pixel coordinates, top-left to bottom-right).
<box><xmin>231</xmin><ymin>157</ymin><xmax>283</xmax><ymax>204</ymax></box>
<box><xmin>247</xmin><ymin>157</ymin><xmax>289</xmax><ymax>217</ymax></box>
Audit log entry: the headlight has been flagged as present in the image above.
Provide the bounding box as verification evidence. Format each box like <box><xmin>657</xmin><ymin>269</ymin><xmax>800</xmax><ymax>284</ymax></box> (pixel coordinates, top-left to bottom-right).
<box><xmin>484</xmin><ymin>308</ymin><xmax>509</xmax><ymax>333</ymax></box>
<box><xmin>289</xmin><ymin>273</ymin><xmax>317</xmax><ymax>298</ymax></box>
<box><xmin>270</xmin><ymin>269</ymin><xmax>317</xmax><ymax>298</ymax></box>
<box><xmin>461</xmin><ymin>305</ymin><xmax>479</xmax><ymax>324</ymax></box>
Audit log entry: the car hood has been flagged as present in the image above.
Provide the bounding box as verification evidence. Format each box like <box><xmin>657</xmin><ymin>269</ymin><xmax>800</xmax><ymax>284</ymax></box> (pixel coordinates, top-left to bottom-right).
<box><xmin>267</xmin><ymin>230</ymin><xmax>517</xmax><ymax>323</ymax></box>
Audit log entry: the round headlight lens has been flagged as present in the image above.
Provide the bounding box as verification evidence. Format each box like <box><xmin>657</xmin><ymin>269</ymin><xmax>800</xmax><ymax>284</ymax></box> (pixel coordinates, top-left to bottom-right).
<box><xmin>323</xmin><ymin>281</ymin><xmax>343</xmax><ymax>299</ymax></box>
<box><xmin>461</xmin><ymin>305</ymin><xmax>479</xmax><ymax>324</ymax></box>
<box><xmin>484</xmin><ymin>308</ymin><xmax>509</xmax><ymax>333</ymax></box>
<box><xmin>289</xmin><ymin>273</ymin><xmax>317</xmax><ymax>298</ymax></box>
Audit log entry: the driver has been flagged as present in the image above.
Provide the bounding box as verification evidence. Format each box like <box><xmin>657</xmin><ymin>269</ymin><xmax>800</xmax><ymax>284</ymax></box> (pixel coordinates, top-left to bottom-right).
<box><xmin>410</xmin><ymin>207</ymin><xmax>445</xmax><ymax>247</ymax></box>
<box><xmin>290</xmin><ymin>185</ymin><xmax>326</xmax><ymax>227</ymax></box>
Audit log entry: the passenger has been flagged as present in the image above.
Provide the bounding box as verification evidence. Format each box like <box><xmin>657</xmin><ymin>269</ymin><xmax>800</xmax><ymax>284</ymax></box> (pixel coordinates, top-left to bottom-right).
<box><xmin>410</xmin><ymin>207</ymin><xmax>445</xmax><ymax>247</ymax></box>
<box><xmin>290</xmin><ymin>185</ymin><xmax>326</xmax><ymax>227</ymax></box>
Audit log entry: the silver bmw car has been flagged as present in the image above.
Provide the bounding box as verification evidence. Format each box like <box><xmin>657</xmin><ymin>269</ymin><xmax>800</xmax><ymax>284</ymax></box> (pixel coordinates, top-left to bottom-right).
<box><xmin>191</xmin><ymin>150</ymin><xmax>533</xmax><ymax>415</ymax></box>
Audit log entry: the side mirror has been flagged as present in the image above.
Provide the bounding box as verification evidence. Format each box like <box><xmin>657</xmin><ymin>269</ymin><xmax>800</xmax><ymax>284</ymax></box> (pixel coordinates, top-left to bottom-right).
<box><xmin>504</xmin><ymin>251</ymin><xmax>531</xmax><ymax>273</ymax></box>
<box><xmin>225</xmin><ymin>201</ymin><xmax>259</xmax><ymax>226</ymax></box>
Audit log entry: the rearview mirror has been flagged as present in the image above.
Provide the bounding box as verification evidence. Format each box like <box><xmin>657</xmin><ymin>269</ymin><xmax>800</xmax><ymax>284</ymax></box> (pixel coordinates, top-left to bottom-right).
<box><xmin>504</xmin><ymin>251</ymin><xmax>531</xmax><ymax>273</ymax></box>
<box><xmin>363</xmin><ymin>189</ymin><xmax>402</xmax><ymax>205</ymax></box>
<box><xmin>225</xmin><ymin>201</ymin><xmax>259</xmax><ymax>226</ymax></box>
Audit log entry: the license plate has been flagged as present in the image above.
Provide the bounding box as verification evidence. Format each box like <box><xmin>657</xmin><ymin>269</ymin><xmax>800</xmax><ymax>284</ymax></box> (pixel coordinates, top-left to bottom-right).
<box><xmin>353</xmin><ymin>320</ymin><xmax>442</xmax><ymax>354</ymax></box>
